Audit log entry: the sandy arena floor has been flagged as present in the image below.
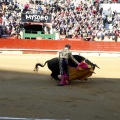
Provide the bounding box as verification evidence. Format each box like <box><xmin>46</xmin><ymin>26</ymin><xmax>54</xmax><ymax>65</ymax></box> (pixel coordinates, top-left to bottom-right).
<box><xmin>0</xmin><ymin>54</ymin><xmax>120</xmax><ymax>120</ymax></box>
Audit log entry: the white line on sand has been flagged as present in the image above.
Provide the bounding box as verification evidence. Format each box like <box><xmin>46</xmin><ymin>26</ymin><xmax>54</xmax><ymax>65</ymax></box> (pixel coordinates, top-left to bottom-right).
<box><xmin>0</xmin><ymin>117</ymin><xmax>70</xmax><ymax>120</ymax></box>
<box><xmin>0</xmin><ymin>117</ymin><xmax>57</xmax><ymax>120</ymax></box>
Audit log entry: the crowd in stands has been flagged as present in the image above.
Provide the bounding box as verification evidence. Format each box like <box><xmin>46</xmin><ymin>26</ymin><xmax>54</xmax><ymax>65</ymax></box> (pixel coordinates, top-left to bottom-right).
<box><xmin>0</xmin><ymin>0</ymin><xmax>22</xmax><ymax>38</ymax></box>
<box><xmin>0</xmin><ymin>0</ymin><xmax>120</xmax><ymax>41</ymax></box>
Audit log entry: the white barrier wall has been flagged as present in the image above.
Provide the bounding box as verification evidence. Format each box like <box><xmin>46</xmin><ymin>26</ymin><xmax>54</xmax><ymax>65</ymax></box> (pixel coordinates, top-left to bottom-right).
<box><xmin>0</xmin><ymin>50</ymin><xmax>23</xmax><ymax>54</ymax></box>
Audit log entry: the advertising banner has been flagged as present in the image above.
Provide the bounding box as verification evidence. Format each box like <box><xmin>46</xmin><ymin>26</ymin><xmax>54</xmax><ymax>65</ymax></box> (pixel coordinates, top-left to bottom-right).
<box><xmin>21</xmin><ymin>13</ymin><xmax>52</xmax><ymax>23</ymax></box>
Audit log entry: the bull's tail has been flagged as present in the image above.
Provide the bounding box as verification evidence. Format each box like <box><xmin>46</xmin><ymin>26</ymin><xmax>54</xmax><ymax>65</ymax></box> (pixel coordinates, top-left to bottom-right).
<box><xmin>33</xmin><ymin>61</ymin><xmax>48</xmax><ymax>72</ymax></box>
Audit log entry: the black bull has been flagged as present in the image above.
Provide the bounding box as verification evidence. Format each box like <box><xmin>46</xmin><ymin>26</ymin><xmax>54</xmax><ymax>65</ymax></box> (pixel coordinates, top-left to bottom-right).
<box><xmin>34</xmin><ymin>55</ymin><xmax>100</xmax><ymax>80</ymax></box>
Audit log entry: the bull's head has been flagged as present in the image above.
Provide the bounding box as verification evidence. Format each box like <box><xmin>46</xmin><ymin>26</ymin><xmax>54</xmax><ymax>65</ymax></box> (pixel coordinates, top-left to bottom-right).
<box><xmin>93</xmin><ymin>64</ymin><xmax>100</xmax><ymax>70</ymax></box>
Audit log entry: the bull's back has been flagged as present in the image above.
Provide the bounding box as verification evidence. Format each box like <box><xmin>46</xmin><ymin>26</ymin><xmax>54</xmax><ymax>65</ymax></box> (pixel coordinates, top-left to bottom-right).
<box><xmin>47</xmin><ymin>55</ymin><xmax>84</xmax><ymax>71</ymax></box>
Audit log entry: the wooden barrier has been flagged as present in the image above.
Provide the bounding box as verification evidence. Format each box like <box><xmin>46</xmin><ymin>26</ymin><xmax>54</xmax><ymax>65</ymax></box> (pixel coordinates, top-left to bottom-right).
<box><xmin>0</xmin><ymin>38</ymin><xmax>120</xmax><ymax>52</ymax></box>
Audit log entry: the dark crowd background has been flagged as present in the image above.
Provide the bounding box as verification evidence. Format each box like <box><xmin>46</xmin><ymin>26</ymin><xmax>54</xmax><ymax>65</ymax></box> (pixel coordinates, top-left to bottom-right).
<box><xmin>0</xmin><ymin>0</ymin><xmax>120</xmax><ymax>41</ymax></box>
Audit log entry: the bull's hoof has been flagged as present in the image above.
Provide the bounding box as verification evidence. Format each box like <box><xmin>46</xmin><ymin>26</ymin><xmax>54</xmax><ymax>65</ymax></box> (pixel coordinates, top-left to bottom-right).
<box><xmin>52</xmin><ymin>78</ymin><xmax>60</xmax><ymax>81</ymax></box>
<box><xmin>84</xmin><ymin>78</ymin><xmax>88</xmax><ymax>81</ymax></box>
<box><xmin>55</xmin><ymin>78</ymin><xmax>60</xmax><ymax>81</ymax></box>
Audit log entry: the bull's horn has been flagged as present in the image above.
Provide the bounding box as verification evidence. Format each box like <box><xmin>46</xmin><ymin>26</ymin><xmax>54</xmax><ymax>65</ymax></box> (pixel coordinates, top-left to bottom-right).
<box><xmin>95</xmin><ymin>64</ymin><xmax>100</xmax><ymax>69</ymax></box>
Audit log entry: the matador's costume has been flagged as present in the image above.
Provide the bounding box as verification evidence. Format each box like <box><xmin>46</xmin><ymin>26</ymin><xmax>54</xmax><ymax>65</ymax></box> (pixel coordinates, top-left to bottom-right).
<box><xmin>58</xmin><ymin>44</ymin><xmax>79</xmax><ymax>86</ymax></box>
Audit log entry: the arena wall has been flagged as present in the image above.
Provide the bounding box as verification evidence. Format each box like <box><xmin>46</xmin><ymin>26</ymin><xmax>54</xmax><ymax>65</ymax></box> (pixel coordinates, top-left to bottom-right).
<box><xmin>0</xmin><ymin>38</ymin><xmax>120</xmax><ymax>54</ymax></box>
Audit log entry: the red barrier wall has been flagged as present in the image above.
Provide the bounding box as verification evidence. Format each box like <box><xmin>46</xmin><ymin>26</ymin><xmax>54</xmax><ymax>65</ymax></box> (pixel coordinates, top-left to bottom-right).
<box><xmin>0</xmin><ymin>38</ymin><xmax>120</xmax><ymax>52</ymax></box>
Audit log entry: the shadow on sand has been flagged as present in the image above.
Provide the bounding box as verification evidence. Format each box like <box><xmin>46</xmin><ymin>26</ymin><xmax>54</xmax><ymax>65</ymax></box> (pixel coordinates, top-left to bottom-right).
<box><xmin>0</xmin><ymin>69</ymin><xmax>120</xmax><ymax>120</ymax></box>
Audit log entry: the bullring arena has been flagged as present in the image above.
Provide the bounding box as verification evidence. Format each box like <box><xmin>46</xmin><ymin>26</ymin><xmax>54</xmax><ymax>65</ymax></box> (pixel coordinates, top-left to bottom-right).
<box><xmin>0</xmin><ymin>52</ymin><xmax>120</xmax><ymax>120</ymax></box>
